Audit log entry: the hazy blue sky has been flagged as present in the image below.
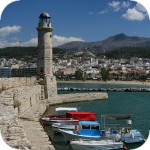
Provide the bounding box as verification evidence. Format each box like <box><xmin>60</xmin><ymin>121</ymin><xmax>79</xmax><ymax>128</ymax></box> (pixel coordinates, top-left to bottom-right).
<box><xmin>0</xmin><ymin>0</ymin><xmax>149</xmax><ymax>48</ymax></box>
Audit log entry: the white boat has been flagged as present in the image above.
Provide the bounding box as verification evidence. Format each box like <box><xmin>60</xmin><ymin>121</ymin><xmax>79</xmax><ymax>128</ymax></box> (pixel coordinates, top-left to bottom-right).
<box><xmin>101</xmin><ymin>114</ymin><xmax>145</xmax><ymax>143</ymax></box>
<box><xmin>52</xmin><ymin>111</ymin><xmax>96</xmax><ymax>133</ymax></box>
<box><xmin>121</xmin><ymin>129</ymin><xmax>144</xmax><ymax>143</ymax></box>
<box><xmin>52</xmin><ymin>121</ymin><xmax>77</xmax><ymax>133</ymax></box>
<box><xmin>70</xmin><ymin>139</ymin><xmax>124</xmax><ymax>150</ymax></box>
<box><xmin>59</xmin><ymin>121</ymin><xmax>102</xmax><ymax>141</ymax></box>
<box><xmin>40</xmin><ymin>107</ymin><xmax>78</xmax><ymax>124</ymax></box>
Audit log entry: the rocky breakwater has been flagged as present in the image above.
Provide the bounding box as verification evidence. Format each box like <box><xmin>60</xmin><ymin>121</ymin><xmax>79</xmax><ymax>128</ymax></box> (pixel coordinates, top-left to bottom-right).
<box><xmin>58</xmin><ymin>87</ymin><xmax>150</xmax><ymax>92</ymax></box>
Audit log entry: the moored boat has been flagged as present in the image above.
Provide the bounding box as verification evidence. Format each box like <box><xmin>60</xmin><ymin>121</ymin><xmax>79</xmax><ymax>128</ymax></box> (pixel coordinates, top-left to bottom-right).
<box><xmin>52</xmin><ymin>121</ymin><xmax>78</xmax><ymax>133</ymax></box>
<box><xmin>59</xmin><ymin>120</ymin><xmax>102</xmax><ymax>141</ymax></box>
<box><xmin>40</xmin><ymin>107</ymin><xmax>78</xmax><ymax>125</ymax></box>
<box><xmin>70</xmin><ymin>139</ymin><xmax>124</xmax><ymax>150</ymax></box>
<box><xmin>52</xmin><ymin>111</ymin><xmax>96</xmax><ymax>133</ymax></box>
<box><xmin>101</xmin><ymin>114</ymin><xmax>145</xmax><ymax>143</ymax></box>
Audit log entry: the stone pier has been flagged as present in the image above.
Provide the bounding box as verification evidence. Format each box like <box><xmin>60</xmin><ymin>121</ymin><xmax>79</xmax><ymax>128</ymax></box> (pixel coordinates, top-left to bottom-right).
<box><xmin>0</xmin><ymin>78</ymin><xmax>55</xmax><ymax>150</ymax></box>
<box><xmin>0</xmin><ymin>77</ymin><xmax>108</xmax><ymax>150</ymax></box>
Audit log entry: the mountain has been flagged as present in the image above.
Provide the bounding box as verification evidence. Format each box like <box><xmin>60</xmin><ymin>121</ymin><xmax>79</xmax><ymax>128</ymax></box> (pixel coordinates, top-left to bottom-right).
<box><xmin>58</xmin><ymin>33</ymin><xmax>150</xmax><ymax>51</ymax></box>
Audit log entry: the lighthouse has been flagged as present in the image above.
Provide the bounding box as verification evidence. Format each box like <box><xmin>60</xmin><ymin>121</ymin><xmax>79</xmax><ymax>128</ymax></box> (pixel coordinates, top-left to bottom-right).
<box><xmin>36</xmin><ymin>12</ymin><xmax>57</xmax><ymax>100</ymax></box>
<box><xmin>37</xmin><ymin>12</ymin><xmax>53</xmax><ymax>78</ymax></box>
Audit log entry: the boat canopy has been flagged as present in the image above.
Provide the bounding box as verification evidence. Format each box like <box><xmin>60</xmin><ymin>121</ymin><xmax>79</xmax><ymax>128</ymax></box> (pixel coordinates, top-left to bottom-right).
<box><xmin>55</xmin><ymin>107</ymin><xmax>78</xmax><ymax>112</ymax></box>
<box><xmin>79</xmin><ymin>121</ymin><xmax>100</xmax><ymax>126</ymax></box>
<box><xmin>104</xmin><ymin>114</ymin><xmax>132</xmax><ymax>120</ymax></box>
<box><xmin>66</xmin><ymin>112</ymin><xmax>96</xmax><ymax>121</ymax></box>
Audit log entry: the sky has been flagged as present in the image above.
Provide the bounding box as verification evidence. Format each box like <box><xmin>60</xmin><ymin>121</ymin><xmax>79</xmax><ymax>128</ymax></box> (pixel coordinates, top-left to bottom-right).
<box><xmin>0</xmin><ymin>0</ymin><xmax>150</xmax><ymax>48</ymax></box>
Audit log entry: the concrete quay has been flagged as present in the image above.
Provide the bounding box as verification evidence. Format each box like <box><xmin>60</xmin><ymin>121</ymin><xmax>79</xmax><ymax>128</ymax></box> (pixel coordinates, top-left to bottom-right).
<box><xmin>57</xmin><ymin>92</ymin><xmax>108</xmax><ymax>103</ymax></box>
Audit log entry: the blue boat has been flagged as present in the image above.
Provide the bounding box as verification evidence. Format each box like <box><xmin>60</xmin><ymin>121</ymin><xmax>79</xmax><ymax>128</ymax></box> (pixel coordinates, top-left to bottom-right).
<box><xmin>101</xmin><ymin>114</ymin><xmax>145</xmax><ymax>143</ymax></box>
<box><xmin>59</xmin><ymin>121</ymin><xmax>102</xmax><ymax>141</ymax></box>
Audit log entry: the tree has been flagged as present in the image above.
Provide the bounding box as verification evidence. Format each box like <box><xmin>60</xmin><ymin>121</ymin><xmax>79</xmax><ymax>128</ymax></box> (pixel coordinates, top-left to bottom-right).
<box><xmin>75</xmin><ymin>69</ymin><xmax>86</xmax><ymax>80</ymax></box>
<box><xmin>101</xmin><ymin>68</ymin><xmax>109</xmax><ymax>81</ymax></box>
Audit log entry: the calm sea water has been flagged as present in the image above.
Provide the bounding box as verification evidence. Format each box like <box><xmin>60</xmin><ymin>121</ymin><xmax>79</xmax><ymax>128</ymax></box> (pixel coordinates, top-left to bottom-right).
<box><xmin>44</xmin><ymin>83</ymin><xmax>150</xmax><ymax>150</ymax></box>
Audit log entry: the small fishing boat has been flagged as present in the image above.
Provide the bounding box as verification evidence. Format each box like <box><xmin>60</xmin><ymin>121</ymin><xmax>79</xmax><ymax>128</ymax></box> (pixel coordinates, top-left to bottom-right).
<box><xmin>70</xmin><ymin>139</ymin><xmax>124</xmax><ymax>150</ymax></box>
<box><xmin>52</xmin><ymin>121</ymin><xmax>78</xmax><ymax>133</ymax></box>
<box><xmin>52</xmin><ymin>112</ymin><xmax>96</xmax><ymax>133</ymax></box>
<box><xmin>59</xmin><ymin>120</ymin><xmax>102</xmax><ymax>141</ymax></box>
<box><xmin>40</xmin><ymin>107</ymin><xmax>78</xmax><ymax>125</ymax></box>
<box><xmin>101</xmin><ymin>114</ymin><xmax>145</xmax><ymax>143</ymax></box>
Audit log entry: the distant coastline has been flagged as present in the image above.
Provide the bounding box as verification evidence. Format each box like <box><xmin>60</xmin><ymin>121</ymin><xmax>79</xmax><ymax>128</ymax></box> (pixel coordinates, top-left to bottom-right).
<box><xmin>57</xmin><ymin>80</ymin><xmax>150</xmax><ymax>86</ymax></box>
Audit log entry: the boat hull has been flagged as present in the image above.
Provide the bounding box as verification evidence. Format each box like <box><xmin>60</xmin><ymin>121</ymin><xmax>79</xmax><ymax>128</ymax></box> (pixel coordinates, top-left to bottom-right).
<box><xmin>40</xmin><ymin>118</ymin><xmax>79</xmax><ymax>125</ymax></box>
<box><xmin>70</xmin><ymin>140</ymin><xmax>124</xmax><ymax>150</ymax></box>
<box><xmin>52</xmin><ymin>122</ymin><xmax>77</xmax><ymax>133</ymax></box>
<box><xmin>59</xmin><ymin>129</ymin><xmax>101</xmax><ymax>141</ymax></box>
<box><xmin>105</xmin><ymin>130</ymin><xmax>145</xmax><ymax>144</ymax></box>
<box><xmin>122</xmin><ymin>135</ymin><xmax>144</xmax><ymax>143</ymax></box>
<box><xmin>121</xmin><ymin>130</ymin><xmax>145</xmax><ymax>143</ymax></box>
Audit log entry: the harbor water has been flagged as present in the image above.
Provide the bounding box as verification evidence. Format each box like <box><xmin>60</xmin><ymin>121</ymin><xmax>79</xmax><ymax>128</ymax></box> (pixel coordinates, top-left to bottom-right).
<box><xmin>44</xmin><ymin>83</ymin><xmax>150</xmax><ymax>150</ymax></box>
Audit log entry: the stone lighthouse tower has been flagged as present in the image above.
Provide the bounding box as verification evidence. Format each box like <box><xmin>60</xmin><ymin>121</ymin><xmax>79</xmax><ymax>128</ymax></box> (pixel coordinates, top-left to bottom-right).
<box><xmin>37</xmin><ymin>12</ymin><xmax>53</xmax><ymax>77</ymax></box>
<box><xmin>37</xmin><ymin>12</ymin><xmax>57</xmax><ymax>101</ymax></box>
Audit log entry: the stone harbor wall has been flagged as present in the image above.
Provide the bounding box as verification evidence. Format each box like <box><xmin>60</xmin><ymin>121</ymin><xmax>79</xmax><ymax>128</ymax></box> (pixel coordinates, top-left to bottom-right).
<box><xmin>0</xmin><ymin>89</ymin><xmax>31</xmax><ymax>150</ymax></box>
<box><xmin>0</xmin><ymin>77</ymin><xmax>108</xmax><ymax>150</ymax></box>
<box><xmin>58</xmin><ymin>92</ymin><xmax>108</xmax><ymax>103</ymax></box>
<box><xmin>13</xmin><ymin>85</ymin><xmax>46</xmax><ymax>120</ymax></box>
<box><xmin>0</xmin><ymin>77</ymin><xmax>36</xmax><ymax>92</ymax></box>
<box><xmin>0</xmin><ymin>82</ymin><xmax>55</xmax><ymax>150</ymax></box>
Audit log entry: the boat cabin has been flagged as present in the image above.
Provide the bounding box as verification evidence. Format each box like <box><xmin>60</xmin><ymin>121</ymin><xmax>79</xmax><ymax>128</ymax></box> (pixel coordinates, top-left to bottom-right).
<box><xmin>75</xmin><ymin>121</ymin><xmax>101</xmax><ymax>136</ymax></box>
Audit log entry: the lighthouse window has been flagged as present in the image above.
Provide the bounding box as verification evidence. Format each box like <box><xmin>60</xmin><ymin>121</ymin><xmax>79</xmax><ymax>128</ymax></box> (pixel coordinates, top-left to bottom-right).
<box><xmin>47</xmin><ymin>18</ymin><xmax>50</xmax><ymax>23</ymax></box>
<box><xmin>43</xmin><ymin>18</ymin><xmax>47</xmax><ymax>23</ymax></box>
<box><xmin>39</xmin><ymin>18</ymin><xmax>50</xmax><ymax>24</ymax></box>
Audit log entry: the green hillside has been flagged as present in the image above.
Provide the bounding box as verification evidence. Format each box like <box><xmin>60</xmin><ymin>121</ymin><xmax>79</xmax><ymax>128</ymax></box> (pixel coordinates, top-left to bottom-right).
<box><xmin>0</xmin><ymin>47</ymin><xmax>64</xmax><ymax>60</ymax></box>
<box><xmin>0</xmin><ymin>46</ymin><xmax>150</xmax><ymax>60</ymax></box>
<box><xmin>105</xmin><ymin>47</ymin><xmax>150</xmax><ymax>59</ymax></box>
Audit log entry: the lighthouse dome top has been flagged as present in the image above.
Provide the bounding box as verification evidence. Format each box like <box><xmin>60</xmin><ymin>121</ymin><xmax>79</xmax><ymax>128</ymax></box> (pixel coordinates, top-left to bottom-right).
<box><xmin>39</xmin><ymin>12</ymin><xmax>50</xmax><ymax>18</ymax></box>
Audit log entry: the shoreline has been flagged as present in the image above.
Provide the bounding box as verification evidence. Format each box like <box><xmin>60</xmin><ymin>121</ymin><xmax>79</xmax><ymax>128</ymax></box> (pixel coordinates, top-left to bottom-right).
<box><xmin>57</xmin><ymin>80</ymin><xmax>150</xmax><ymax>86</ymax></box>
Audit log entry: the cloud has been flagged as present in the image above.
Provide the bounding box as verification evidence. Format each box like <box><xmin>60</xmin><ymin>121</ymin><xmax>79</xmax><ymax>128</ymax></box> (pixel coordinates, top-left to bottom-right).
<box><xmin>0</xmin><ymin>40</ymin><xmax>21</xmax><ymax>48</ymax></box>
<box><xmin>108</xmin><ymin>1</ymin><xmax>130</xmax><ymax>11</ymax></box>
<box><xmin>122</xmin><ymin>3</ymin><xmax>147</xmax><ymax>21</ymax></box>
<box><xmin>122</xmin><ymin>8</ymin><xmax>146</xmax><ymax>20</ymax></box>
<box><xmin>0</xmin><ymin>26</ymin><xmax>21</xmax><ymax>37</ymax></box>
<box><xmin>0</xmin><ymin>26</ymin><xmax>21</xmax><ymax>48</ymax></box>
<box><xmin>21</xmin><ymin>37</ymin><xmax>38</xmax><ymax>47</ymax></box>
<box><xmin>52</xmin><ymin>35</ymin><xmax>85</xmax><ymax>47</ymax></box>
<box><xmin>122</xmin><ymin>1</ymin><xmax>130</xmax><ymax>8</ymax></box>
<box><xmin>108</xmin><ymin>1</ymin><xmax>121</xmax><ymax>11</ymax></box>
<box><xmin>98</xmin><ymin>1</ymin><xmax>130</xmax><ymax>15</ymax></box>
<box><xmin>97</xmin><ymin>9</ymin><xmax>108</xmax><ymax>15</ymax></box>
<box><xmin>0</xmin><ymin>35</ymin><xmax>85</xmax><ymax>48</ymax></box>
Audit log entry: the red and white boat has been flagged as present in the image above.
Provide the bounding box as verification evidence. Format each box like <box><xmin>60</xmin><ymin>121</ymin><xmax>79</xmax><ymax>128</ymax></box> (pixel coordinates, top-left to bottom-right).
<box><xmin>40</xmin><ymin>107</ymin><xmax>79</xmax><ymax>125</ymax></box>
<box><xmin>52</xmin><ymin>111</ymin><xmax>96</xmax><ymax>132</ymax></box>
